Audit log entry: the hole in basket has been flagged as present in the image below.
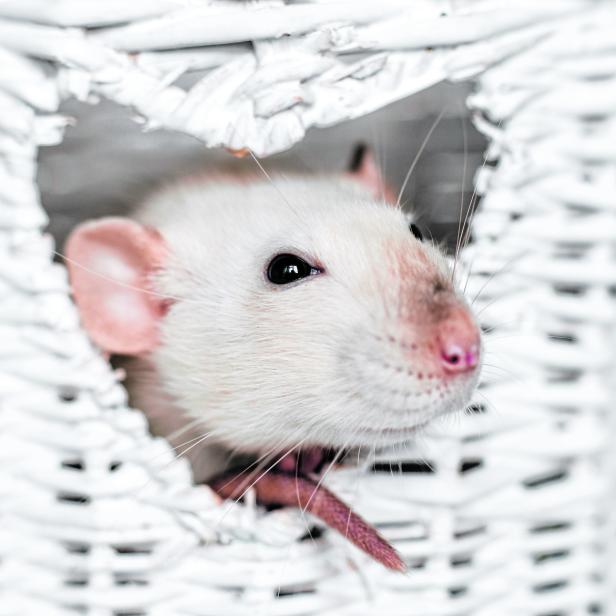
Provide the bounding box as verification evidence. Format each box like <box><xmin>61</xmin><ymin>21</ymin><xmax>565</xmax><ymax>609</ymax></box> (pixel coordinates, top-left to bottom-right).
<box><xmin>523</xmin><ymin>470</ymin><xmax>568</xmax><ymax>490</ymax></box>
<box><xmin>276</xmin><ymin>586</ymin><xmax>316</xmax><ymax>598</ymax></box>
<box><xmin>547</xmin><ymin>332</ymin><xmax>577</xmax><ymax>344</ymax></box>
<box><xmin>546</xmin><ymin>369</ymin><xmax>581</xmax><ymax>384</ymax></box>
<box><xmin>451</xmin><ymin>554</ymin><xmax>472</xmax><ymax>568</ymax></box>
<box><xmin>114</xmin><ymin>576</ymin><xmax>148</xmax><ymax>587</ymax></box>
<box><xmin>533</xmin><ymin>550</ymin><xmax>570</xmax><ymax>564</ymax></box>
<box><xmin>465</xmin><ymin>403</ymin><xmax>487</xmax><ymax>414</ymax></box>
<box><xmin>448</xmin><ymin>586</ymin><xmax>467</xmax><ymax>597</ymax></box>
<box><xmin>458</xmin><ymin>458</ymin><xmax>483</xmax><ymax>474</ymax></box>
<box><xmin>371</xmin><ymin>461</ymin><xmax>435</xmax><ymax>473</ymax></box>
<box><xmin>58</xmin><ymin>386</ymin><xmax>79</xmax><ymax>402</ymax></box>
<box><xmin>109</xmin><ymin>461</ymin><xmax>122</xmax><ymax>472</ymax></box>
<box><xmin>64</xmin><ymin>577</ymin><xmax>88</xmax><ymax>586</ymax></box>
<box><xmin>553</xmin><ymin>245</ymin><xmax>586</xmax><ymax>259</ymax></box>
<box><xmin>553</xmin><ymin>284</ymin><xmax>585</xmax><ymax>296</ymax></box>
<box><xmin>530</xmin><ymin>521</ymin><xmax>571</xmax><ymax>534</ymax></box>
<box><xmin>454</xmin><ymin>525</ymin><xmax>486</xmax><ymax>540</ymax></box>
<box><xmin>61</xmin><ymin>460</ymin><xmax>85</xmax><ymax>471</ymax></box>
<box><xmin>463</xmin><ymin>433</ymin><xmax>487</xmax><ymax>444</ymax></box>
<box><xmin>112</xmin><ymin>544</ymin><xmax>154</xmax><ymax>555</ymax></box>
<box><xmin>57</xmin><ymin>493</ymin><xmax>90</xmax><ymax>505</ymax></box>
<box><xmin>533</xmin><ymin>580</ymin><xmax>568</xmax><ymax>594</ymax></box>
<box><xmin>113</xmin><ymin>612</ymin><xmax>146</xmax><ymax>616</ymax></box>
<box><xmin>299</xmin><ymin>526</ymin><xmax>324</xmax><ymax>542</ymax></box>
<box><xmin>407</xmin><ymin>558</ymin><xmax>427</xmax><ymax>570</ymax></box>
<box><xmin>64</xmin><ymin>543</ymin><xmax>90</xmax><ymax>555</ymax></box>
<box><xmin>580</xmin><ymin>113</ymin><xmax>608</xmax><ymax>124</ymax></box>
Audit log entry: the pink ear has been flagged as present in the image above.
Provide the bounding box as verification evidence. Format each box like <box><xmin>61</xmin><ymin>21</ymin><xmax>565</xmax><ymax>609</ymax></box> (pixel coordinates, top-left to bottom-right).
<box><xmin>348</xmin><ymin>145</ymin><xmax>397</xmax><ymax>205</ymax></box>
<box><xmin>65</xmin><ymin>217</ymin><xmax>168</xmax><ymax>355</ymax></box>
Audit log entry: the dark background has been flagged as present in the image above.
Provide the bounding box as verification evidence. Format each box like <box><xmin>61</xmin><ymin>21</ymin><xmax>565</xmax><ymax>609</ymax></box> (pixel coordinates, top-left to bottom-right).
<box><xmin>38</xmin><ymin>81</ymin><xmax>486</xmax><ymax>251</ymax></box>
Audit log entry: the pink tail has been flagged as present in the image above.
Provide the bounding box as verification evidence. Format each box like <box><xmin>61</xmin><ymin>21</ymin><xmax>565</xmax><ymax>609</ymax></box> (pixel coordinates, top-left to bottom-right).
<box><xmin>211</xmin><ymin>471</ymin><xmax>405</xmax><ymax>572</ymax></box>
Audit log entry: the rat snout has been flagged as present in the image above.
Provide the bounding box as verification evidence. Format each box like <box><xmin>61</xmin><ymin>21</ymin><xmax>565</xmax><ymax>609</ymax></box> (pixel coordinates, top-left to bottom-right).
<box><xmin>437</xmin><ymin>305</ymin><xmax>480</xmax><ymax>375</ymax></box>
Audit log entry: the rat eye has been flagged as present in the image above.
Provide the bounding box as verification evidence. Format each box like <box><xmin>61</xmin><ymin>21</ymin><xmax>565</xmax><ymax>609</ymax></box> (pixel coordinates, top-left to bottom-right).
<box><xmin>409</xmin><ymin>223</ymin><xmax>424</xmax><ymax>241</ymax></box>
<box><xmin>267</xmin><ymin>254</ymin><xmax>319</xmax><ymax>285</ymax></box>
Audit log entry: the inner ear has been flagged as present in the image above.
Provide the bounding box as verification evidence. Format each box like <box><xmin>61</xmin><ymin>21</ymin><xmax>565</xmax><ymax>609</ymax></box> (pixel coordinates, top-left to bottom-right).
<box><xmin>65</xmin><ymin>217</ymin><xmax>169</xmax><ymax>356</ymax></box>
<box><xmin>348</xmin><ymin>144</ymin><xmax>397</xmax><ymax>205</ymax></box>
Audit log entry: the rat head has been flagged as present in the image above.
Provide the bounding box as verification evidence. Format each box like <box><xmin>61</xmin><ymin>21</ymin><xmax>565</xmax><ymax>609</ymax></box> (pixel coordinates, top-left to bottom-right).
<box><xmin>66</xmin><ymin>150</ymin><xmax>480</xmax><ymax>455</ymax></box>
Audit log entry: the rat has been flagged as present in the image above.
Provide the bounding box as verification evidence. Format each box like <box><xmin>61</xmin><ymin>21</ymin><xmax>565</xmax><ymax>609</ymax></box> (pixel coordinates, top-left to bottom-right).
<box><xmin>64</xmin><ymin>147</ymin><xmax>481</xmax><ymax>572</ymax></box>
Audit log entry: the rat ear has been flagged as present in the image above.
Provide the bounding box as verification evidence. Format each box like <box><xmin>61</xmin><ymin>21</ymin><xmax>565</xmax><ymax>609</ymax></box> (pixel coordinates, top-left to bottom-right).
<box><xmin>348</xmin><ymin>144</ymin><xmax>397</xmax><ymax>204</ymax></box>
<box><xmin>65</xmin><ymin>217</ymin><xmax>168</xmax><ymax>356</ymax></box>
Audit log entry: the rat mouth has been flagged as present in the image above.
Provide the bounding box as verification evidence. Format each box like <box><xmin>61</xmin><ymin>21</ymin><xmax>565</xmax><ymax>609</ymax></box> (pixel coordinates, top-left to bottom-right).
<box><xmin>209</xmin><ymin>447</ymin><xmax>405</xmax><ymax>572</ymax></box>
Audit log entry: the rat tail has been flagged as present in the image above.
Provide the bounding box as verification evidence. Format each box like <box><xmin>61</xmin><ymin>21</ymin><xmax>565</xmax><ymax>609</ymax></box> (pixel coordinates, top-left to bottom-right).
<box><xmin>211</xmin><ymin>470</ymin><xmax>406</xmax><ymax>572</ymax></box>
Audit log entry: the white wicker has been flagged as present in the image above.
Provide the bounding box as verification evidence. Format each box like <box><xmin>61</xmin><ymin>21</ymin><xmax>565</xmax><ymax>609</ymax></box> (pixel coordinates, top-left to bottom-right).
<box><xmin>1</xmin><ymin>1</ymin><xmax>614</xmax><ymax>614</ymax></box>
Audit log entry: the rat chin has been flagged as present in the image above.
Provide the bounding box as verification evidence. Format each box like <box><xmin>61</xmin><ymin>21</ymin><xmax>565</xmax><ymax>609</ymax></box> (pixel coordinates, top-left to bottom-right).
<box><xmin>348</xmin><ymin>375</ymin><xmax>479</xmax><ymax>448</ymax></box>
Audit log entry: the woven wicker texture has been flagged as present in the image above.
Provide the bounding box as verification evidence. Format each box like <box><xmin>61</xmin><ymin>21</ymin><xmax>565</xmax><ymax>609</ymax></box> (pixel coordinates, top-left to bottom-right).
<box><xmin>1</xmin><ymin>1</ymin><xmax>614</xmax><ymax>614</ymax></box>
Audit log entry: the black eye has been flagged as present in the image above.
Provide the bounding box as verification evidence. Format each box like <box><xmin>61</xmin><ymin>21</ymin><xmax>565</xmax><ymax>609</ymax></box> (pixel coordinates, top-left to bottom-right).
<box><xmin>409</xmin><ymin>223</ymin><xmax>423</xmax><ymax>241</ymax></box>
<box><xmin>267</xmin><ymin>253</ymin><xmax>319</xmax><ymax>285</ymax></box>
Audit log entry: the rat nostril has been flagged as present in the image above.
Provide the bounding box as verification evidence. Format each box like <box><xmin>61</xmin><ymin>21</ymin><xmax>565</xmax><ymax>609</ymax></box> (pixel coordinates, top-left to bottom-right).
<box><xmin>442</xmin><ymin>345</ymin><xmax>462</xmax><ymax>366</ymax></box>
<box><xmin>441</xmin><ymin>343</ymin><xmax>479</xmax><ymax>373</ymax></box>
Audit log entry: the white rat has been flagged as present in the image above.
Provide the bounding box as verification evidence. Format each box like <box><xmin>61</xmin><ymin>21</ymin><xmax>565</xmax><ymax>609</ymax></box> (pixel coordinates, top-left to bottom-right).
<box><xmin>65</xmin><ymin>148</ymin><xmax>480</xmax><ymax>570</ymax></box>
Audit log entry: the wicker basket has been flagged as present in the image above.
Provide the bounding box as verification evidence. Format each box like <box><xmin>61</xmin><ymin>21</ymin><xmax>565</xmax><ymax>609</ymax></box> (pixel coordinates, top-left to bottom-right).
<box><xmin>1</xmin><ymin>1</ymin><xmax>614</xmax><ymax>614</ymax></box>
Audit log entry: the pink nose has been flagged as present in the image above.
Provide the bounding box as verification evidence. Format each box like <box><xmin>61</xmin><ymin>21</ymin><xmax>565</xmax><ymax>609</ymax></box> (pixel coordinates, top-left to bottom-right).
<box><xmin>438</xmin><ymin>308</ymin><xmax>480</xmax><ymax>374</ymax></box>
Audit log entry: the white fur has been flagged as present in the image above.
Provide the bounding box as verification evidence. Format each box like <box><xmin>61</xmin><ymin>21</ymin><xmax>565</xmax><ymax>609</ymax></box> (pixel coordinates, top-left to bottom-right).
<box><xmin>129</xmin><ymin>174</ymin><xmax>479</xmax><ymax>478</ymax></box>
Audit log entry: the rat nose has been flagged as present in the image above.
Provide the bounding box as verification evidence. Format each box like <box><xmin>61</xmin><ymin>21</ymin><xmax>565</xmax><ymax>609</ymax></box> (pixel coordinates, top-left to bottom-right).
<box><xmin>438</xmin><ymin>307</ymin><xmax>480</xmax><ymax>374</ymax></box>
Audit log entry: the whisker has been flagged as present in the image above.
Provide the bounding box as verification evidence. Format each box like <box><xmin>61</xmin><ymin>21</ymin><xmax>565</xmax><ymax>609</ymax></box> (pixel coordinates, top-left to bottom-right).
<box><xmin>452</xmin><ymin>105</ymin><xmax>469</xmax><ymax>277</ymax></box>
<box><xmin>174</xmin><ymin>430</ymin><xmax>221</xmax><ymax>462</ymax></box>
<box><xmin>470</xmin><ymin>252</ymin><xmax>526</xmax><ymax>306</ymax></box>
<box><xmin>456</xmin><ymin>118</ymin><xmax>505</xmax><ymax>264</ymax></box>
<box><xmin>474</xmin><ymin>294</ymin><xmax>517</xmax><ymax>320</ymax></box>
<box><xmin>396</xmin><ymin>107</ymin><xmax>447</xmax><ymax>209</ymax></box>
<box><xmin>167</xmin><ymin>431</ymin><xmax>216</xmax><ymax>454</ymax></box>
<box><xmin>54</xmin><ymin>249</ymin><xmax>193</xmax><ymax>304</ymax></box>
<box><xmin>345</xmin><ymin>446</ymin><xmax>363</xmax><ymax>540</ymax></box>
<box><xmin>213</xmin><ymin>446</ymin><xmax>281</xmax><ymax>496</ymax></box>
<box><xmin>249</xmin><ymin>150</ymin><xmax>292</xmax><ymax>207</ymax></box>
<box><xmin>453</xmin><ymin>119</ymin><xmax>504</xmax><ymax>283</ymax></box>
<box><xmin>166</xmin><ymin>417</ymin><xmax>206</xmax><ymax>443</ymax></box>
<box><xmin>302</xmin><ymin>445</ymin><xmax>347</xmax><ymax>516</ymax></box>
<box><xmin>215</xmin><ymin>437</ymin><xmax>309</xmax><ymax>527</ymax></box>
